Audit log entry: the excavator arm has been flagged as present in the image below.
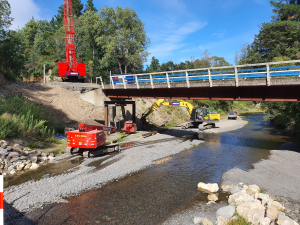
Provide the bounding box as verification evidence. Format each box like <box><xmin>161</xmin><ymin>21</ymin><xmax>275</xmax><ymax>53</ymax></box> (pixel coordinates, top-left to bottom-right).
<box><xmin>140</xmin><ymin>99</ymin><xmax>194</xmax><ymax>124</ymax></box>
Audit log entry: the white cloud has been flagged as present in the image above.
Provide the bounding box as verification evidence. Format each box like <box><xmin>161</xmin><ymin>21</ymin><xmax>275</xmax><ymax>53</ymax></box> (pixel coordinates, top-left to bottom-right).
<box><xmin>212</xmin><ymin>30</ymin><xmax>226</xmax><ymax>39</ymax></box>
<box><xmin>148</xmin><ymin>22</ymin><xmax>208</xmax><ymax>60</ymax></box>
<box><xmin>8</xmin><ymin>0</ymin><xmax>41</xmax><ymax>30</ymax></box>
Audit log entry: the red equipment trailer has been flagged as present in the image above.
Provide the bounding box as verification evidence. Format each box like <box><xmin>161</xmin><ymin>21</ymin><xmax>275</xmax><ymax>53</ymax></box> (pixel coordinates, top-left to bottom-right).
<box><xmin>121</xmin><ymin>121</ymin><xmax>137</xmax><ymax>134</ymax></box>
<box><xmin>58</xmin><ymin>0</ymin><xmax>86</xmax><ymax>82</ymax></box>
<box><xmin>66</xmin><ymin>123</ymin><xmax>120</xmax><ymax>158</ymax></box>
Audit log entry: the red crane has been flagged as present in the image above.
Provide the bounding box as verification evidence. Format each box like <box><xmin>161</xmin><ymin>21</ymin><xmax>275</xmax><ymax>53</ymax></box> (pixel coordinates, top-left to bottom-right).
<box><xmin>58</xmin><ymin>0</ymin><xmax>86</xmax><ymax>82</ymax></box>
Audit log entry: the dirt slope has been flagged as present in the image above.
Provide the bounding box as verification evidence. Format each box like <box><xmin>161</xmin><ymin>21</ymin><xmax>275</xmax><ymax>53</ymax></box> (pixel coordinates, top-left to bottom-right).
<box><xmin>0</xmin><ymin>82</ymin><xmax>190</xmax><ymax>128</ymax></box>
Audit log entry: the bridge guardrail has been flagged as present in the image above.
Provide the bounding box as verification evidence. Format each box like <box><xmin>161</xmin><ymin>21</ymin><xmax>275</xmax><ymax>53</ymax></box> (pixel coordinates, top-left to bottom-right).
<box><xmin>99</xmin><ymin>60</ymin><xmax>300</xmax><ymax>89</ymax></box>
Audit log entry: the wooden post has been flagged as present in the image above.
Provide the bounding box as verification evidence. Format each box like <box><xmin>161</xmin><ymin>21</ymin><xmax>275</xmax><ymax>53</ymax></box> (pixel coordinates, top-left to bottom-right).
<box><xmin>104</xmin><ymin>104</ymin><xmax>109</xmax><ymax>135</ymax></box>
<box><xmin>132</xmin><ymin>102</ymin><xmax>136</xmax><ymax>124</ymax></box>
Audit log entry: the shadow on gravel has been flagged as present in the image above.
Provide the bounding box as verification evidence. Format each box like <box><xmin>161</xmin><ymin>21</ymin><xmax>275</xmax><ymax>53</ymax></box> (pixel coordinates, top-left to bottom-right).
<box><xmin>4</xmin><ymin>200</ymin><xmax>36</xmax><ymax>225</ymax></box>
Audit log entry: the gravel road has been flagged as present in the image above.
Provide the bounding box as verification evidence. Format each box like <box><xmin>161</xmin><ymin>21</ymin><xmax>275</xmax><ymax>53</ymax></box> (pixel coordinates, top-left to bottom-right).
<box><xmin>4</xmin><ymin>118</ymin><xmax>248</xmax><ymax>224</ymax></box>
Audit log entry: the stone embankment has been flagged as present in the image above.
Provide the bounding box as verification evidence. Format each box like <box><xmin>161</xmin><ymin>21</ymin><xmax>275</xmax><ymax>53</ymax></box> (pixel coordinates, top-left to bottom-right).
<box><xmin>194</xmin><ymin>182</ymin><xmax>299</xmax><ymax>225</ymax></box>
<box><xmin>0</xmin><ymin>140</ymin><xmax>56</xmax><ymax>176</ymax></box>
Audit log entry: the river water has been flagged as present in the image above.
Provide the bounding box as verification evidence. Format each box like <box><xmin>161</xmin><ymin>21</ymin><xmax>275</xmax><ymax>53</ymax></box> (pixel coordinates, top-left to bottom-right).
<box><xmin>26</xmin><ymin>114</ymin><xmax>294</xmax><ymax>224</ymax></box>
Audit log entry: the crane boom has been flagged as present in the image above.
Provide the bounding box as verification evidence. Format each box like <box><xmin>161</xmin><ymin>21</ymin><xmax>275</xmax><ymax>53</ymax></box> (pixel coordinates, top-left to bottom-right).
<box><xmin>58</xmin><ymin>0</ymin><xmax>86</xmax><ymax>81</ymax></box>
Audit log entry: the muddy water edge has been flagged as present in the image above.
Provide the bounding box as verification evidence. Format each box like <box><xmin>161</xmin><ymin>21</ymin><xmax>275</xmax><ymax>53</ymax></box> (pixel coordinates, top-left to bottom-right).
<box><xmin>25</xmin><ymin>114</ymin><xmax>296</xmax><ymax>224</ymax></box>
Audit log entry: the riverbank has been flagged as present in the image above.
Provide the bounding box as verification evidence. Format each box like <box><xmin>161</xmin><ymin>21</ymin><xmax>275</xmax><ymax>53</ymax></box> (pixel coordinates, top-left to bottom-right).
<box><xmin>4</xmin><ymin>118</ymin><xmax>248</xmax><ymax>224</ymax></box>
<box><xmin>162</xmin><ymin>142</ymin><xmax>300</xmax><ymax>225</ymax></box>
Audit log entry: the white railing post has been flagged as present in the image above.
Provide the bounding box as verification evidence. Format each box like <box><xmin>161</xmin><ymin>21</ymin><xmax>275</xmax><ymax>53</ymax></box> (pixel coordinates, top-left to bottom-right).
<box><xmin>99</xmin><ymin>77</ymin><xmax>104</xmax><ymax>89</ymax></box>
<box><xmin>135</xmin><ymin>75</ymin><xmax>139</xmax><ymax>89</ymax></box>
<box><xmin>185</xmin><ymin>70</ymin><xmax>190</xmax><ymax>88</ymax></box>
<box><xmin>110</xmin><ymin>76</ymin><xmax>115</xmax><ymax>89</ymax></box>
<box><xmin>150</xmin><ymin>74</ymin><xmax>154</xmax><ymax>89</ymax></box>
<box><xmin>122</xmin><ymin>76</ymin><xmax>127</xmax><ymax>89</ymax></box>
<box><xmin>266</xmin><ymin>64</ymin><xmax>270</xmax><ymax>86</ymax></box>
<box><xmin>166</xmin><ymin>73</ymin><xmax>170</xmax><ymax>88</ymax></box>
<box><xmin>208</xmin><ymin>69</ymin><xmax>212</xmax><ymax>87</ymax></box>
<box><xmin>235</xmin><ymin>66</ymin><xmax>239</xmax><ymax>87</ymax></box>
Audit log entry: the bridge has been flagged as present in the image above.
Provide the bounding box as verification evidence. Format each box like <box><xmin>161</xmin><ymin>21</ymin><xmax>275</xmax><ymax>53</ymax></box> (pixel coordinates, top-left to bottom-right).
<box><xmin>99</xmin><ymin>60</ymin><xmax>300</xmax><ymax>102</ymax></box>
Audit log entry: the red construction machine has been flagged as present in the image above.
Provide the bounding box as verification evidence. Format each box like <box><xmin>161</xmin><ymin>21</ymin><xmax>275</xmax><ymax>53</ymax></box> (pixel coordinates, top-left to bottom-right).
<box><xmin>58</xmin><ymin>0</ymin><xmax>86</xmax><ymax>82</ymax></box>
<box><xmin>66</xmin><ymin>123</ymin><xmax>120</xmax><ymax>158</ymax></box>
<box><xmin>121</xmin><ymin>121</ymin><xmax>137</xmax><ymax>134</ymax></box>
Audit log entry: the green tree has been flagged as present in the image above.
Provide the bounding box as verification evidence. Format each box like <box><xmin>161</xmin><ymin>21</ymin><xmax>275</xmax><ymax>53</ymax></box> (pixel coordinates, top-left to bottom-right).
<box><xmin>0</xmin><ymin>0</ymin><xmax>13</xmax><ymax>37</ymax></box>
<box><xmin>85</xmin><ymin>0</ymin><xmax>97</xmax><ymax>12</ymax></box>
<box><xmin>270</xmin><ymin>0</ymin><xmax>300</xmax><ymax>21</ymax></box>
<box><xmin>96</xmin><ymin>6</ymin><xmax>150</xmax><ymax>74</ymax></box>
<box><xmin>72</xmin><ymin>0</ymin><xmax>84</xmax><ymax>17</ymax></box>
<box><xmin>147</xmin><ymin>56</ymin><xmax>160</xmax><ymax>72</ymax></box>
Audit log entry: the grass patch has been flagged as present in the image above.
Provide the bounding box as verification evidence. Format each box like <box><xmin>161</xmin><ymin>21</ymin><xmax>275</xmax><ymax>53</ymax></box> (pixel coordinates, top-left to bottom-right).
<box><xmin>193</xmin><ymin>144</ymin><xmax>199</xmax><ymax>147</ymax></box>
<box><xmin>0</xmin><ymin>96</ymin><xmax>55</xmax><ymax>141</ymax></box>
<box><xmin>26</xmin><ymin>142</ymin><xmax>40</xmax><ymax>150</ymax></box>
<box><xmin>228</xmin><ymin>216</ymin><xmax>251</xmax><ymax>225</ymax></box>
<box><xmin>260</xmin><ymin>188</ymin><xmax>267</xmax><ymax>193</ymax></box>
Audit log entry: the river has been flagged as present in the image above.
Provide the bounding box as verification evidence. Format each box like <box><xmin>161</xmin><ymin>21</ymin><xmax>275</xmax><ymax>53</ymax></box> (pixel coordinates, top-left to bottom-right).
<box><xmin>26</xmin><ymin>114</ymin><xmax>294</xmax><ymax>224</ymax></box>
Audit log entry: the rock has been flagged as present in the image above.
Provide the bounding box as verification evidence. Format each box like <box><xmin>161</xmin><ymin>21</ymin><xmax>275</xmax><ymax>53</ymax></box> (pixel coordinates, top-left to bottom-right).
<box><xmin>197</xmin><ymin>182</ymin><xmax>219</xmax><ymax>193</ymax></box>
<box><xmin>267</xmin><ymin>207</ymin><xmax>279</xmax><ymax>221</ymax></box>
<box><xmin>23</xmin><ymin>147</ymin><xmax>31</xmax><ymax>151</ymax></box>
<box><xmin>0</xmin><ymin>147</ymin><xmax>8</xmax><ymax>156</ymax></box>
<box><xmin>20</xmin><ymin>156</ymin><xmax>27</xmax><ymax>160</ymax></box>
<box><xmin>9</xmin><ymin>169</ymin><xmax>16</xmax><ymax>175</ymax></box>
<box><xmin>30</xmin><ymin>156</ymin><xmax>38</xmax><ymax>163</ymax></box>
<box><xmin>194</xmin><ymin>217</ymin><xmax>203</xmax><ymax>224</ymax></box>
<box><xmin>0</xmin><ymin>140</ymin><xmax>7</xmax><ymax>146</ymax></box>
<box><xmin>208</xmin><ymin>193</ymin><xmax>218</xmax><ymax>201</ymax></box>
<box><xmin>17</xmin><ymin>163</ymin><xmax>25</xmax><ymax>171</ymax></box>
<box><xmin>16</xmin><ymin>162</ymin><xmax>22</xmax><ymax>166</ymax></box>
<box><xmin>4</xmin><ymin>159</ymin><xmax>11</xmax><ymax>169</ymax></box>
<box><xmin>12</xmin><ymin>143</ymin><xmax>23</xmax><ymax>150</ymax></box>
<box><xmin>246</xmin><ymin>184</ymin><xmax>260</xmax><ymax>195</ymax></box>
<box><xmin>237</xmin><ymin>201</ymin><xmax>265</xmax><ymax>225</ymax></box>
<box><xmin>2</xmin><ymin>172</ymin><xmax>6</xmax><ymax>177</ymax></box>
<box><xmin>28</xmin><ymin>150</ymin><xmax>37</xmax><ymax>155</ymax></box>
<box><xmin>268</xmin><ymin>201</ymin><xmax>285</xmax><ymax>212</ymax></box>
<box><xmin>9</xmin><ymin>157</ymin><xmax>19</xmax><ymax>163</ymax></box>
<box><xmin>228</xmin><ymin>191</ymin><xmax>254</xmax><ymax>206</ymax></box>
<box><xmin>23</xmin><ymin>151</ymin><xmax>29</xmax><ymax>156</ymax></box>
<box><xmin>8</xmin><ymin>152</ymin><xmax>20</xmax><ymax>158</ymax></box>
<box><xmin>48</xmin><ymin>155</ymin><xmax>55</xmax><ymax>162</ymax></box>
<box><xmin>24</xmin><ymin>163</ymin><xmax>32</xmax><ymax>170</ymax></box>
<box><xmin>216</xmin><ymin>206</ymin><xmax>236</xmax><ymax>219</ymax></box>
<box><xmin>201</xmin><ymin>218</ymin><xmax>212</xmax><ymax>225</ymax></box>
<box><xmin>280</xmin><ymin>221</ymin><xmax>299</xmax><ymax>225</ymax></box>
<box><xmin>243</xmin><ymin>185</ymin><xmax>248</xmax><ymax>191</ymax></box>
<box><xmin>1</xmin><ymin>145</ymin><xmax>6</xmax><ymax>149</ymax></box>
<box><xmin>217</xmin><ymin>216</ymin><xmax>229</xmax><ymax>225</ymax></box>
<box><xmin>278</xmin><ymin>215</ymin><xmax>293</xmax><ymax>223</ymax></box>
<box><xmin>41</xmin><ymin>152</ymin><xmax>48</xmax><ymax>157</ymax></box>
<box><xmin>230</xmin><ymin>185</ymin><xmax>242</xmax><ymax>194</ymax></box>
<box><xmin>260</xmin><ymin>217</ymin><xmax>271</xmax><ymax>225</ymax></box>
<box><xmin>49</xmin><ymin>153</ymin><xmax>54</xmax><ymax>157</ymax></box>
<box><xmin>221</xmin><ymin>185</ymin><xmax>233</xmax><ymax>191</ymax></box>
<box><xmin>30</xmin><ymin>163</ymin><xmax>39</xmax><ymax>169</ymax></box>
<box><xmin>6</xmin><ymin>146</ymin><xmax>12</xmax><ymax>151</ymax></box>
<box><xmin>41</xmin><ymin>156</ymin><xmax>48</xmax><ymax>162</ymax></box>
<box><xmin>230</xmin><ymin>216</ymin><xmax>238</xmax><ymax>222</ymax></box>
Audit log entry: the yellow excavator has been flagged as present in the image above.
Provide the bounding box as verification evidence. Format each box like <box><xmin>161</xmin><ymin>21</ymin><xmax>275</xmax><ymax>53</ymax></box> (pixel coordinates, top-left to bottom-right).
<box><xmin>140</xmin><ymin>99</ymin><xmax>220</xmax><ymax>130</ymax></box>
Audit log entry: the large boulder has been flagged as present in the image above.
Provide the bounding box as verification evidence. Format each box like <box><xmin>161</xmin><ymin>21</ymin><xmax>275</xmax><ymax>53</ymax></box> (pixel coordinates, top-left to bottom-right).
<box><xmin>268</xmin><ymin>201</ymin><xmax>285</xmax><ymax>212</ymax></box>
<box><xmin>216</xmin><ymin>206</ymin><xmax>236</xmax><ymax>219</ymax></box>
<box><xmin>228</xmin><ymin>191</ymin><xmax>254</xmax><ymax>206</ymax></box>
<box><xmin>246</xmin><ymin>184</ymin><xmax>260</xmax><ymax>195</ymax></box>
<box><xmin>197</xmin><ymin>182</ymin><xmax>219</xmax><ymax>193</ymax></box>
<box><xmin>217</xmin><ymin>216</ymin><xmax>229</xmax><ymax>225</ymax></box>
<box><xmin>230</xmin><ymin>186</ymin><xmax>242</xmax><ymax>194</ymax></box>
<box><xmin>208</xmin><ymin>193</ymin><xmax>218</xmax><ymax>201</ymax></box>
<box><xmin>194</xmin><ymin>217</ymin><xmax>204</xmax><ymax>224</ymax></box>
<box><xmin>237</xmin><ymin>201</ymin><xmax>265</xmax><ymax>225</ymax></box>
<box><xmin>259</xmin><ymin>217</ymin><xmax>271</xmax><ymax>225</ymax></box>
<box><xmin>267</xmin><ymin>207</ymin><xmax>279</xmax><ymax>221</ymax></box>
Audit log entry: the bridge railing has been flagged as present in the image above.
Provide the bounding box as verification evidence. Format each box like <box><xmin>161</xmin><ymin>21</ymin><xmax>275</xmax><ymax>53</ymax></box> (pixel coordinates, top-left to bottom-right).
<box><xmin>100</xmin><ymin>60</ymin><xmax>300</xmax><ymax>89</ymax></box>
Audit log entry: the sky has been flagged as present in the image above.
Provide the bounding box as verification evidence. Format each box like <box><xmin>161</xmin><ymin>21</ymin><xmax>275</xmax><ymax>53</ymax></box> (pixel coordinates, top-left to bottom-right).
<box><xmin>7</xmin><ymin>0</ymin><xmax>274</xmax><ymax>66</ymax></box>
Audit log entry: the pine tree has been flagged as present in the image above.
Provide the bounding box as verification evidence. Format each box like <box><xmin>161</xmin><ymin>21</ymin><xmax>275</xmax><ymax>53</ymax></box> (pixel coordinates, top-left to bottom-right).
<box><xmin>85</xmin><ymin>0</ymin><xmax>97</xmax><ymax>12</ymax></box>
<box><xmin>72</xmin><ymin>0</ymin><xmax>84</xmax><ymax>17</ymax></box>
